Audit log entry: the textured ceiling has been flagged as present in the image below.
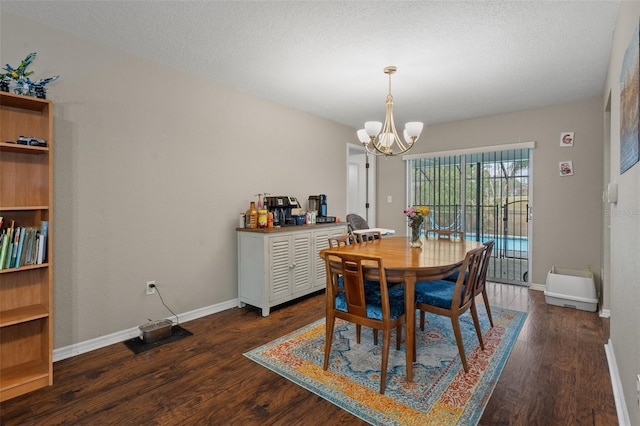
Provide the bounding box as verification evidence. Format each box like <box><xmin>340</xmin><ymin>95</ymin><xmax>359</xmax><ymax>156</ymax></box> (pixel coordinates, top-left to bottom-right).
<box><xmin>1</xmin><ymin>1</ymin><xmax>620</xmax><ymax>130</ymax></box>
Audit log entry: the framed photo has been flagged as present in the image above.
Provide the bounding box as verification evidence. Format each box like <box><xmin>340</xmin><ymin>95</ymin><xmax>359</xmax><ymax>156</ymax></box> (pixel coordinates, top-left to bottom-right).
<box><xmin>559</xmin><ymin>161</ymin><xmax>573</xmax><ymax>176</ymax></box>
<box><xmin>620</xmin><ymin>20</ymin><xmax>640</xmax><ymax>174</ymax></box>
<box><xmin>560</xmin><ymin>132</ymin><xmax>574</xmax><ymax>147</ymax></box>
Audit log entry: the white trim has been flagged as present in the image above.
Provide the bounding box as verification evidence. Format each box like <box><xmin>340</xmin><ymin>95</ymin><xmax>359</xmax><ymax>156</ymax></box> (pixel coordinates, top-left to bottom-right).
<box><xmin>605</xmin><ymin>339</ymin><xmax>629</xmax><ymax>425</ymax></box>
<box><xmin>346</xmin><ymin>143</ymin><xmax>376</xmax><ymax>226</ymax></box>
<box><xmin>53</xmin><ymin>298</ymin><xmax>238</xmax><ymax>362</ymax></box>
<box><xmin>529</xmin><ymin>282</ymin><xmax>546</xmax><ymax>292</ymax></box>
<box><xmin>600</xmin><ymin>308</ymin><xmax>611</xmax><ymax>318</ymax></box>
<box><xmin>402</xmin><ymin>141</ymin><xmax>536</xmax><ymax>161</ymax></box>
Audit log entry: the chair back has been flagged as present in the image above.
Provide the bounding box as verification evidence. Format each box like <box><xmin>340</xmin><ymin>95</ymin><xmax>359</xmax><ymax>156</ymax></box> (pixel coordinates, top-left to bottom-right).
<box><xmin>346</xmin><ymin>214</ymin><xmax>370</xmax><ymax>233</ymax></box>
<box><xmin>328</xmin><ymin>234</ymin><xmax>356</xmax><ymax>248</ymax></box>
<box><xmin>475</xmin><ymin>240</ymin><xmax>494</xmax><ymax>295</ymax></box>
<box><xmin>323</xmin><ymin>251</ymin><xmax>392</xmax><ymax>321</ymax></box>
<box><xmin>356</xmin><ymin>230</ymin><xmax>382</xmax><ymax>243</ymax></box>
<box><xmin>451</xmin><ymin>245</ymin><xmax>484</xmax><ymax>310</ymax></box>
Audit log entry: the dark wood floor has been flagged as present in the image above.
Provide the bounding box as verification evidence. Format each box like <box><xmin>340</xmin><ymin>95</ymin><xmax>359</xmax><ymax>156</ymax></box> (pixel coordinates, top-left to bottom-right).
<box><xmin>1</xmin><ymin>283</ymin><xmax>617</xmax><ymax>425</ymax></box>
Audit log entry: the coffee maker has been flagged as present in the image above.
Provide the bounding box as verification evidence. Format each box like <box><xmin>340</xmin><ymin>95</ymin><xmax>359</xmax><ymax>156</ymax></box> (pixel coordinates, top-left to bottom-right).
<box><xmin>318</xmin><ymin>194</ymin><xmax>327</xmax><ymax>217</ymax></box>
<box><xmin>265</xmin><ymin>196</ymin><xmax>301</xmax><ymax>226</ymax></box>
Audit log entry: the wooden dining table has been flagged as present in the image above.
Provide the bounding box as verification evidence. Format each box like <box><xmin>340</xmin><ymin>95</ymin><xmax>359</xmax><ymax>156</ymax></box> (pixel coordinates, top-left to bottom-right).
<box><xmin>320</xmin><ymin>235</ymin><xmax>483</xmax><ymax>382</ymax></box>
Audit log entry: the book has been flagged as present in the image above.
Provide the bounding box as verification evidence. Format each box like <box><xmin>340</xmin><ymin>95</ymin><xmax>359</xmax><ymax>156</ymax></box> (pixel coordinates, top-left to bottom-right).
<box><xmin>24</xmin><ymin>228</ymin><xmax>36</xmax><ymax>266</ymax></box>
<box><xmin>10</xmin><ymin>226</ymin><xmax>21</xmax><ymax>268</ymax></box>
<box><xmin>14</xmin><ymin>227</ymin><xmax>26</xmax><ymax>268</ymax></box>
<box><xmin>40</xmin><ymin>220</ymin><xmax>49</xmax><ymax>263</ymax></box>
<box><xmin>0</xmin><ymin>229</ymin><xmax>9</xmax><ymax>270</ymax></box>
<box><xmin>4</xmin><ymin>220</ymin><xmax>14</xmax><ymax>269</ymax></box>
<box><xmin>36</xmin><ymin>232</ymin><xmax>44</xmax><ymax>265</ymax></box>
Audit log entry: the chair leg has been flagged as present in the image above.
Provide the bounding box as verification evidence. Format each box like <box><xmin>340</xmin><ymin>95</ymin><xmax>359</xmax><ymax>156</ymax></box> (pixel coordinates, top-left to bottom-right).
<box><xmin>373</xmin><ymin>328</ymin><xmax>378</xmax><ymax>346</ymax></box>
<box><xmin>356</xmin><ymin>324</ymin><xmax>361</xmax><ymax>344</ymax></box>
<box><xmin>420</xmin><ymin>310</ymin><xmax>425</xmax><ymax>331</ymax></box>
<box><xmin>482</xmin><ymin>289</ymin><xmax>494</xmax><ymax>327</ymax></box>
<box><xmin>395</xmin><ymin>325</ymin><xmax>401</xmax><ymax>350</ymax></box>
<box><xmin>451</xmin><ymin>316</ymin><xmax>469</xmax><ymax>373</ymax></box>
<box><xmin>379</xmin><ymin>326</ymin><xmax>392</xmax><ymax>394</ymax></box>
<box><xmin>323</xmin><ymin>316</ymin><xmax>335</xmax><ymax>370</ymax></box>
<box><xmin>470</xmin><ymin>302</ymin><xmax>485</xmax><ymax>351</ymax></box>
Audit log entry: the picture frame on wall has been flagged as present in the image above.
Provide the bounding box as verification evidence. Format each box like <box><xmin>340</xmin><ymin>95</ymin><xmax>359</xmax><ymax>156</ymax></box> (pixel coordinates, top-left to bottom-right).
<box><xmin>560</xmin><ymin>132</ymin><xmax>574</xmax><ymax>147</ymax></box>
<box><xmin>559</xmin><ymin>161</ymin><xmax>574</xmax><ymax>176</ymax></box>
<box><xmin>620</xmin><ymin>20</ymin><xmax>640</xmax><ymax>174</ymax></box>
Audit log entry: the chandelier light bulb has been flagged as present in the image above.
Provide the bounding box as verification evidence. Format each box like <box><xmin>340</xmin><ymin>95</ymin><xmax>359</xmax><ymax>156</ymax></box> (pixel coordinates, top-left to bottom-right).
<box><xmin>357</xmin><ymin>128</ymin><xmax>369</xmax><ymax>144</ymax></box>
<box><xmin>405</xmin><ymin>122</ymin><xmax>424</xmax><ymax>138</ymax></box>
<box><xmin>365</xmin><ymin>121</ymin><xmax>383</xmax><ymax>137</ymax></box>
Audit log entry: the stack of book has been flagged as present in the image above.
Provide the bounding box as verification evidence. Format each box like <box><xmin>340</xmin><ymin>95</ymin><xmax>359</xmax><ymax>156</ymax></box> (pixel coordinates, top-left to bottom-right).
<box><xmin>0</xmin><ymin>217</ymin><xmax>48</xmax><ymax>270</ymax></box>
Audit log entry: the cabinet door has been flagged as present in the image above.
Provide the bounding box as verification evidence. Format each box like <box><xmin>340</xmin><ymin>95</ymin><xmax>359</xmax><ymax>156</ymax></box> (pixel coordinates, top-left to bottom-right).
<box><xmin>268</xmin><ymin>235</ymin><xmax>291</xmax><ymax>301</ymax></box>
<box><xmin>312</xmin><ymin>226</ymin><xmax>347</xmax><ymax>289</ymax></box>
<box><xmin>290</xmin><ymin>232</ymin><xmax>312</xmax><ymax>294</ymax></box>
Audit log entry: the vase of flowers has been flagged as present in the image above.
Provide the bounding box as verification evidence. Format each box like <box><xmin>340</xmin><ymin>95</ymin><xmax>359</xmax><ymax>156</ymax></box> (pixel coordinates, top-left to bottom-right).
<box><xmin>404</xmin><ymin>206</ymin><xmax>430</xmax><ymax>248</ymax></box>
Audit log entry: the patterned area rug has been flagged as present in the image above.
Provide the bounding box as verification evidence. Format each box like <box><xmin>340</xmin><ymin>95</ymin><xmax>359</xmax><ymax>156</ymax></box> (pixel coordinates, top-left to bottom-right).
<box><xmin>244</xmin><ymin>306</ymin><xmax>527</xmax><ymax>425</ymax></box>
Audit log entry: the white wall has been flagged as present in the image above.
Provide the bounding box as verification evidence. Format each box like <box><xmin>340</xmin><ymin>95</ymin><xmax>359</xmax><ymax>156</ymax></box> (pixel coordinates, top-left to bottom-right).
<box><xmin>1</xmin><ymin>13</ymin><xmax>355</xmax><ymax>347</ymax></box>
<box><xmin>376</xmin><ymin>99</ymin><xmax>605</xmax><ymax>289</ymax></box>
<box><xmin>604</xmin><ymin>3</ymin><xmax>640</xmax><ymax>424</ymax></box>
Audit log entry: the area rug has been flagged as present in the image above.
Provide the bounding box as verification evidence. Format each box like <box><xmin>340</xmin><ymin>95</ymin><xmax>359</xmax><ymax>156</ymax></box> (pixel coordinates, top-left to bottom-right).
<box><xmin>244</xmin><ymin>306</ymin><xmax>526</xmax><ymax>425</ymax></box>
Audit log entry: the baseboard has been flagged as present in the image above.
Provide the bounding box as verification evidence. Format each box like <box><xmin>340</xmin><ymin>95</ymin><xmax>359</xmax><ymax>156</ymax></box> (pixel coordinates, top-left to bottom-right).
<box><xmin>53</xmin><ymin>298</ymin><xmax>238</xmax><ymax>362</ymax></box>
<box><xmin>604</xmin><ymin>339</ymin><xmax>630</xmax><ymax>425</ymax></box>
<box><xmin>529</xmin><ymin>282</ymin><xmax>545</xmax><ymax>292</ymax></box>
<box><xmin>600</xmin><ymin>308</ymin><xmax>611</xmax><ymax>318</ymax></box>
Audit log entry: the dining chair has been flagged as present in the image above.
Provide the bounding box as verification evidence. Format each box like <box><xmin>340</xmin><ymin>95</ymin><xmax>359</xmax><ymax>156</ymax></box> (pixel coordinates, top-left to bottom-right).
<box><xmin>322</xmin><ymin>251</ymin><xmax>406</xmax><ymax>394</ymax></box>
<box><xmin>328</xmin><ymin>232</ymin><xmax>381</xmax><ymax>344</ymax></box>
<box><xmin>444</xmin><ymin>240</ymin><xmax>495</xmax><ymax>328</ymax></box>
<box><xmin>474</xmin><ymin>240</ymin><xmax>495</xmax><ymax>327</ymax></box>
<box><xmin>414</xmin><ymin>245</ymin><xmax>486</xmax><ymax>373</ymax></box>
<box><xmin>355</xmin><ymin>229</ymin><xmax>382</xmax><ymax>243</ymax></box>
<box><xmin>328</xmin><ymin>234</ymin><xmax>356</xmax><ymax>248</ymax></box>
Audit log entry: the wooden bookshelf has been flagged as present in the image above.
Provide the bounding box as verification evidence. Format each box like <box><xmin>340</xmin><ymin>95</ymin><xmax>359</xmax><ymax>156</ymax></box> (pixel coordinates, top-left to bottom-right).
<box><xmin>0</xmin><ymin>91</ymin><xmax>54</xmax><ymax>401</ymax></box>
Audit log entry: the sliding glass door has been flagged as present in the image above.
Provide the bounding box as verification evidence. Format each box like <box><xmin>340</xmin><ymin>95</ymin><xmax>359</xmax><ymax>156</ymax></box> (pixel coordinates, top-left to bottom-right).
<box><xmin>407</xmin><ymin>147</ymin><xmax>531</xmax><ymax>286</ymax></box>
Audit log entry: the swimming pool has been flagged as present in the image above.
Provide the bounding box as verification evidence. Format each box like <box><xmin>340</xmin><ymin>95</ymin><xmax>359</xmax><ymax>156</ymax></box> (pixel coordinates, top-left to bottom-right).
<box><xmin>467</xmin><ymin>234</ymin><xmax>529</xmax><ymax>252</ymax></box>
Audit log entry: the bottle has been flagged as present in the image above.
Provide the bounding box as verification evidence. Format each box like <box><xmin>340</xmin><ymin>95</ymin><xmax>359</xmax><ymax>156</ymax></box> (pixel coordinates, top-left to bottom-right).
<box><xmin>267</xmin><ymin>212</ymin><xmax>274</xmax><ymax>228</ymax></box>
<box><xmin>246</xmin><ymin>201</ymin><xmax>258</xmax><ymax>229</ymax></box>
<box><xmin>257</xmin><ymin>195</ymin><xmax>267</xmax><ymax>228</ymax></box>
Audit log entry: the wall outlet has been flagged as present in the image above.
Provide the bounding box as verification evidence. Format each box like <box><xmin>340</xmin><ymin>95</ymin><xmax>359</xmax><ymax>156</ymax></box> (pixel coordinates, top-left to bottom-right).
<box><xmin>146</xmin><ymin>280</ymin><xmax>156</xmax><ymax>296</ymax></box>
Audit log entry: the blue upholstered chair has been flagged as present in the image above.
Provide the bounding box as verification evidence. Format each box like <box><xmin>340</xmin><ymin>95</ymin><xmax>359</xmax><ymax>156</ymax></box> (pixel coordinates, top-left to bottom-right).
<box><xmin>322</xmin><ymin>251</ymin><xmax>405</xmax><ymax>394</ymax></box>
<box><xmin>445</xmin><ymin>240</ymin><xmax>495</xmax><ymax>328</ymax></box>
<box><xmin>414</xmin><ymin>245</ymin><xmax>486</xmax><ymax>373</ymax></box>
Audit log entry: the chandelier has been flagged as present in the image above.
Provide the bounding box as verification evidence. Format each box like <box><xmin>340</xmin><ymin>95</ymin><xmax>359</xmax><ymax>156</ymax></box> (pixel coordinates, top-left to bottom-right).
<box><xmin>357</xmin><ymin>66</ymin><xmax>423</xmax><ymax>156</ymax></box>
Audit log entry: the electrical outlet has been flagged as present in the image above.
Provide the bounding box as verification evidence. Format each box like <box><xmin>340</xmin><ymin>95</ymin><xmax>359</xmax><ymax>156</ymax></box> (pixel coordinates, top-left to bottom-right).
<box><xmin>146</xmin><ymin>280</ymin><xmax>156</xmax><ymax>296</ymax></box>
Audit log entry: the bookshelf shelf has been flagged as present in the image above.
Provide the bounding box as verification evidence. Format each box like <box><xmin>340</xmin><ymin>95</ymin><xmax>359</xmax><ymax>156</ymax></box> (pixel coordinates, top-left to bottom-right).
<box><xmin>0</xmin><ymin>360</ymin><xmax>50</xmax><ymax>402</ymax></box>
<box><xmin>0</xmin><ymin>142</ymin><xmax>49</xmax><ymax>154</ymax></box>
<box><xmin>0</xmin><ymin>92</ymin><xmax>54</xmax><ymax>401</ymax></box>
<box><xmin>0</xmin><ymin>262</ymin><xmax>50</xmax><ymax>274</ymax></box>
<box><xmin>0</xmin><ymin>304</ymin><xmax>49</xmax><ymax>327</ymax></box>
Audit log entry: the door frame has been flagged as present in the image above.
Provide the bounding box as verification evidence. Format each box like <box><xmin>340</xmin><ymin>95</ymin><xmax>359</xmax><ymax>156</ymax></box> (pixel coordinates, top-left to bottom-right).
<box><xmin>346</xmin><ymin>144</ymin><xmax>376</xmax><ymax>226</ymax></box>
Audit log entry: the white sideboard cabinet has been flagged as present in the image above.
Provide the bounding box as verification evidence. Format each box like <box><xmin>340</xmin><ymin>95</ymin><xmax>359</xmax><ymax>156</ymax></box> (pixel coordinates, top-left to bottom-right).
<box><xmin>237</xmin><ymin>223</ymin><xmax>347</xmax><ymax>316</ymax></box>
